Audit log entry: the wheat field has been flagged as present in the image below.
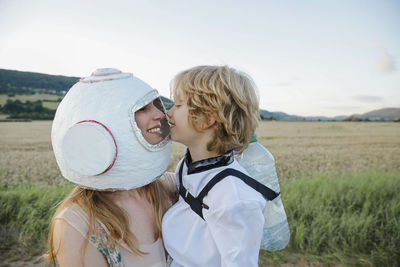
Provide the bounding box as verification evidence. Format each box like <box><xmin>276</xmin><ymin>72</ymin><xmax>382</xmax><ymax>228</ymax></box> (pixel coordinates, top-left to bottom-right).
<box><xmin>1</xmin><ymin>120</ymin><xmax>400</xmax><ymax>266</ymax></box>
<box><xmin>1</xmin><ymin>121</ymin><xmax>399</xmax><ymax>188</ymax></box>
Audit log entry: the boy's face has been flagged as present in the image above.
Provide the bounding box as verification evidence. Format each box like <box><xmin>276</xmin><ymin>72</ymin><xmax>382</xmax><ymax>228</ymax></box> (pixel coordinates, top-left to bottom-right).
<box><xmin>166</xmin><ymin>91</ymin><xmax>202</xmax><ymax>147</ymax></box>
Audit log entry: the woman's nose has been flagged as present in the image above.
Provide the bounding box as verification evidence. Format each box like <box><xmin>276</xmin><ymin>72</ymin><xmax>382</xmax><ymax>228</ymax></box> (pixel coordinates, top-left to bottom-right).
<box><xmin>152</xmin><ymin>105</ymin><xmax>165</xmax><ymax>119</ymax></box>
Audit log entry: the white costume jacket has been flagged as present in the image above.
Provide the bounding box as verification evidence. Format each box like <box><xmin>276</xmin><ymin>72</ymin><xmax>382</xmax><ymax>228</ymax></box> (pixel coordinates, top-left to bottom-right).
<box><xmin>162</xmin><ymin>150</ymin><xmax>266</xmax><ymax>267</ymax></box>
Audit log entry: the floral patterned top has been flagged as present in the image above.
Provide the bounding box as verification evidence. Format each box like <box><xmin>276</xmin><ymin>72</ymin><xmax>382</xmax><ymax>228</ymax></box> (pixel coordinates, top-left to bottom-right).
<box><xmin>90</xmin><ymin>224</ymin><xmax>123</xmax><ymax>267</ymax></box>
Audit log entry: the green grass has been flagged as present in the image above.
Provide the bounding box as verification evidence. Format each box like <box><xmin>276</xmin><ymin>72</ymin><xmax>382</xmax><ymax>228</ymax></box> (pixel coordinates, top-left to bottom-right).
<box><xmin>1</xmin><ymin>171</ymin><xmax>399</xmax><ymax>266</ymax></box>
<box><xmin>0</xmin><ymin>183</ymin><xmax>73</xmax><ymax>257</ymax></box>
<box><xmin>260</xmin><ymin>170</ymin><xmax>400</xmax><ymax>266</ymax></box>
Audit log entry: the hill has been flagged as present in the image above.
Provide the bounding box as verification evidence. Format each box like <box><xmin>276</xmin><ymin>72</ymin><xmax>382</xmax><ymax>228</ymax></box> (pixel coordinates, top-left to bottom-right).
<box><xmin>160</xmin><ymin>95</ymin><xmax>174</xmax><ymax>110</ymax></box>
<box><xmin>345</xmin><ymin>108</ymin><xmax>400</xmax><ymax>121</ymax></box>
<box><xmin>360</xmin><ymin>108</ymin><xmax>400</xmax><ymax>120</ymax></box>
<box><xmin>0</xmin><ymin>68</ymin><xmax>79</xmax><ymax>93</ymax></box>
<box><xmin>259</xmin><ymin>109</ymin><xmax>339</xmax><ymax>121</ymax></box>
<box><xmin>1</xmin><ymin>68</ymin><xmax>398</xmax><ymax>121</ymax></box>
<box><xmin>260</xmin><ymin>108</ymin><xmax>400</xmax><ymax>121</ymax></box>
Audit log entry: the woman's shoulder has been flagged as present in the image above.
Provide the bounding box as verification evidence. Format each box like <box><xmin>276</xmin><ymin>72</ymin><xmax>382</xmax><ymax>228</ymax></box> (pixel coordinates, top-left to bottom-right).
<box><xmin>55</xmin><ymin>203</ymin><xmax>90</xmax><ymax>238</ymax></box>
<box><xmin>53</xmin><ymin>204</ymin><xmax>109</xmax><ymax>267</ymax></box>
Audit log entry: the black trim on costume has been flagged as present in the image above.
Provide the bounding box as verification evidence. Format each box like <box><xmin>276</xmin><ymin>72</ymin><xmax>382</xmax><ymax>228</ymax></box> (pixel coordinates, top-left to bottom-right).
<box><xmin>184</xmin><ymin>149</ymin><xmax>234</xmax><ymax>175</ymax></box>
<box><xmin>178</xmin><ymin>161</ymin><xmax>208</xmax><ymax>220</ymax></box>
<box><xmin>197</xmin><ymin>168</ymin><xmax>280</xmax><ymax>202</ymax></box>
<box><xmin>178</xmin><ymin>160</ymin><xmax>280</xmax><ymax>220</ymax></box>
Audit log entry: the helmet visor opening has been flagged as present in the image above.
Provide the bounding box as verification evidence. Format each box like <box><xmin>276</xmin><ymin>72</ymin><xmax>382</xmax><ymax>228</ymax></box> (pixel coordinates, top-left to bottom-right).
<box><xmin>131</xmin><ymin>91</ymin><xmax>171</xmax><ymax>151</ymax></box>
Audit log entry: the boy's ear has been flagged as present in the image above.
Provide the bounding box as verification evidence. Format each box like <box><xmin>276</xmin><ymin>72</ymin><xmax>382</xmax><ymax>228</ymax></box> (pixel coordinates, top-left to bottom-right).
<box><xmin>201</xmin><ymin>115</ymin><xmax>216</xmax><ymax>130</ymax></box>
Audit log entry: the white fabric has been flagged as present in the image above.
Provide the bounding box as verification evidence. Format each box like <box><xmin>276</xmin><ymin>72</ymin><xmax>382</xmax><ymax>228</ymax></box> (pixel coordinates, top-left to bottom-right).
<box><xmin>162</xmin><ymin>159</ymin><xmax>266</xmax><ymax>267</ymax></box>
<box><xmin>62</xmin><ymin>121</ymin><xmax>116</xmax><ymax>176</ymax></box>
<box><xmin>51</xmin><ymin>68</ymin><xmax>172</xmax><ymax>190</ymax></box>
<box><xmin>237</xmin><ymin>142</ymin><xmax>290</xmax><ymax>251</ymax></box>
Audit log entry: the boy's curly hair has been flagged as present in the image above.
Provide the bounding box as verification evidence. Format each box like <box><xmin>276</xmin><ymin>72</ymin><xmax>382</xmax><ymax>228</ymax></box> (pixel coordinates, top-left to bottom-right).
<box><xmin>171</xmin><ymin>65</ymin><xmax>260</xmax><ymax>154</ymax></box>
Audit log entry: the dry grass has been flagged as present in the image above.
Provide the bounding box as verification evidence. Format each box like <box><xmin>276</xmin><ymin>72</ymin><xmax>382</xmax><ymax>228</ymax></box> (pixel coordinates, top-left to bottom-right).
<box><xmin>256</xmin><ymin>121</ymin><xmax>400</xmax><ymax>180</ymax></box>
<box><xmin>0</xmin><ymin>121</ymin><xmax>67</xmax><ymax>187</ymax></box>
<box><xmin>1</xmin><ymin>121</ymin><xmax>399</xmax><ymax>187</ymax></box>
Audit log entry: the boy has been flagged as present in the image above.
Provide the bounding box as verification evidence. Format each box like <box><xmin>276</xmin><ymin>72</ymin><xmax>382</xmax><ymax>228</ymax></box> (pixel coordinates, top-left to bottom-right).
<box><xmin>162</xmin><ymin>65</ymin><xmax>266</xmax><ymax>267</ymax></box>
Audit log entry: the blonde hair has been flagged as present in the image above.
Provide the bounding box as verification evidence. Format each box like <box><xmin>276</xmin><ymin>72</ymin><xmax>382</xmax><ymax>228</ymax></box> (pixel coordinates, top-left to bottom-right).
<box><xmin>46</xmin><ymin>180</ymin><xmax>175</xmax><ymax>266</ymax></box>
<box><xmin>171</xmin><ymin>65</ymin><xmax>260</xmax><ymax>154</ymax></box>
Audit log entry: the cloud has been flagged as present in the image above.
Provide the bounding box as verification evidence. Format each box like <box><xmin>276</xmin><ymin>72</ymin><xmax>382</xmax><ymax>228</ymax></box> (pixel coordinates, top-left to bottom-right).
<box><xmin>270</xmin><ymin>77</ymin><xmax>303</xmax><ymax>88</ymax></box>
<box><xmin>352</xmin><ymin>95</ymin><xmax>384</xmax><ymax>103</ymax></box>
<box><xmin>376</xmin><ymin>48</ymin><xmax>396</xmax><ymax>73</ymax></box>
<box><xmin>325</xmin><ymin>105</ymin><xmax>361</xmax><ymax>111</ymax></box>
<box><xmin>271</xmin><ymin>82</ymin><xmax>291</xmax><ymax>87</ymax></box>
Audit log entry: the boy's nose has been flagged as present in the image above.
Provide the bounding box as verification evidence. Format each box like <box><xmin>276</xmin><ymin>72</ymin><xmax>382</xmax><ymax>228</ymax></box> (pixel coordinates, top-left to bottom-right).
<box><xmin>166</xmin><ymin>107</ymin><xmax>174</xmax><ymax>118</ymax></box>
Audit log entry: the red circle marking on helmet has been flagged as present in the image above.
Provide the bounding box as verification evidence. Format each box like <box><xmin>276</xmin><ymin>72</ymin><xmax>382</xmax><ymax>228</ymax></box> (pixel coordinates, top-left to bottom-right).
<box><xmin>76</xmin><ymin>120</ymin><xmax>118</xmax><ymax>175</ymax></box>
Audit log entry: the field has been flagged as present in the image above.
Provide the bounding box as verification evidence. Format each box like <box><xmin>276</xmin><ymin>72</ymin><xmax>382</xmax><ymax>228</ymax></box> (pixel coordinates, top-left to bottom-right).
<box><xmin>1</xmin><ymin>121</ymin><xmax>399</xmax><ymax>188</ymax></box>
<box><xmin>256</xmin><ymin>121</ymin><xmax>400</xmax><ymax>180</ymax></box>
<box><xmin>0</xmin><ymin>94</ymin><xmax>61</xmax><ymax>110</ymax></box>
<box><xmin>0</xmin><ymin>121</ymin><xmax>399</xmax><ymax>266</ymax></box>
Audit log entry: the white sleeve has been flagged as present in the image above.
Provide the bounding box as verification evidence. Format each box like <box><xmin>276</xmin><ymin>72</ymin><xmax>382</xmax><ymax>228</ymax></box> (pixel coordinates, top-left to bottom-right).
<box><xmin>205</xmin><ymin>200</ymin><xmax>264</xmax><ymax>267</ymax></box>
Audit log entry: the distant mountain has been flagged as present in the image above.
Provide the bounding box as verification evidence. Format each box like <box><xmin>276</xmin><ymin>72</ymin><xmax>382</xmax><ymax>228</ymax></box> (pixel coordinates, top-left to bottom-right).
<box><xmin>332</xmin><ymin>115</ymin><xmax>348</xmax><ymax>121</ymax></box>
<box><xmin>348</xmin><ymin>108</ymin><xmax>400</xmax><ymax>121</ymax></box>
<box><xmin>260</xmin><ymin>108</ymin><xmax>400</xmax><ymax>121</ymax></box>
<box><xmin>160</xmin><ymin>95</ymin><xmax>174</xmax><ymax>110</ymax></box>
<box><xmin>259</xmin><ymin>109</ymin><xmax>341</xmax><ymax>121</ymax></box>
<box><xmin>0</xmin><ymin>68</ymin><xmax>79</xmax><ymax>93</ymax></box>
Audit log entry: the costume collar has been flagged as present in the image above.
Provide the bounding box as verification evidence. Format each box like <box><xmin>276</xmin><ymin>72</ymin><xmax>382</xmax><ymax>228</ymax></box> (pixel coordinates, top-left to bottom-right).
<box><xmin>184</xmin><ymin>149</ymin><xmax>234</xmax><ymax>175</ymax></box>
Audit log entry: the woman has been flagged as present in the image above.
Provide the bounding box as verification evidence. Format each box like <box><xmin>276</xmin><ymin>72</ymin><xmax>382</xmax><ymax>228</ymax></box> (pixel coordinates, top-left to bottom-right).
<box><xmin>47</xmin><ymin>68</ymin><xmax>175</xmax><ymax>267</ymax></box>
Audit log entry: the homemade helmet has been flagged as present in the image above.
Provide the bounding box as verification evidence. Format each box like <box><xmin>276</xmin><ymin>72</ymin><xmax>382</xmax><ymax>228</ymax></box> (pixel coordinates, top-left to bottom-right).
<box><xmin>51</xmin><ymin>68</ymin><xmax>171</xmax><ymax>190</ymax></box>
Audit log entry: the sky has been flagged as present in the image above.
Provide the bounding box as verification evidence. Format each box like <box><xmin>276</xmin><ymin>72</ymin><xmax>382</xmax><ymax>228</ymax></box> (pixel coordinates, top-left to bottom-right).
<box><xmin>0</xmin><ymin>0</ymin><xmax>399</xmax><ymax>117</ymax></box>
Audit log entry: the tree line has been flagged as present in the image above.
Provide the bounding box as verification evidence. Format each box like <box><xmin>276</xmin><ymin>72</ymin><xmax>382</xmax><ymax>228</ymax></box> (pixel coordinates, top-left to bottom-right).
<box><xmin>0</xmin><ymin>69</ymin><xmax>79</xmax><ymax>93</ymax></box>
<box><xmin>0</xmin><ymin>99</ymin><xmax>55</xmax><ymax>120</ymax></box>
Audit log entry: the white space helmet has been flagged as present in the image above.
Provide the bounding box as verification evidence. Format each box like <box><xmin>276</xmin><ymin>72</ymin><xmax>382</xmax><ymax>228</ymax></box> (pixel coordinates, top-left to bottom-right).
<box><xmin>51</xmin><ymin>68</ymin><xmax>172</xmax><ymax>190</ymax></box>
